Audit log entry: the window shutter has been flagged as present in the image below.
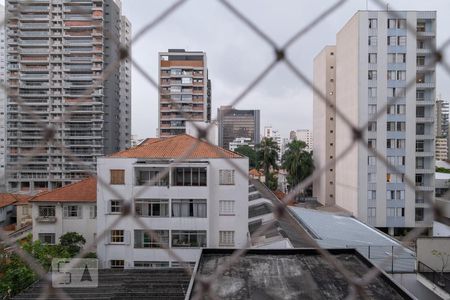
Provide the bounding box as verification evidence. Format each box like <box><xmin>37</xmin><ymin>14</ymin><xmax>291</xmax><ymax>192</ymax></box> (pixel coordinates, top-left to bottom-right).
<box><xmin>63</xmin><ymin>205</ymin><xmax>68</xmax><ymax>218</ymax></box>
<box><xmin>78</xmin><ymin>206</ymin><xmax>82</xmax><ymax>219</ymax></box>
<box><xmin>108</xmin><ymin>200</ymin><xmax>111</xmax><ymax>213</ymax></box>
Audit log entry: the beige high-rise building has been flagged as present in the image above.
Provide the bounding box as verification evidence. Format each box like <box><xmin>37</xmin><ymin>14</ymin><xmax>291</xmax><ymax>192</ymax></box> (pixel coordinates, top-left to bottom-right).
<box><xmin>315</xmin><ymin>11</ymin><xmax>436</xmax><ymax>234</ymax></box>
<box><xmin>313</xmin><ymin>46</ymin><xmax>336</xmax><ymax>206</ymax></box>
<box><xmin>158</xmin><ymin>49</ymin><xmax>211</xmax><ymax>138</ymax></box>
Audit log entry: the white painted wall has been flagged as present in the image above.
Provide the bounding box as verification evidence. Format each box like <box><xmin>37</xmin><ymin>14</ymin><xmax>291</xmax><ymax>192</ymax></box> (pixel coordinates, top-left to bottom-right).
<box><xmin>31</xmin><ymin>202</ymin><xmax>97</xmax><ymax>246</ymax></box>
<box><xmin>96</xmin><ymin>156</ymin><xmax>249</xmax><ymax>268</ymax></box>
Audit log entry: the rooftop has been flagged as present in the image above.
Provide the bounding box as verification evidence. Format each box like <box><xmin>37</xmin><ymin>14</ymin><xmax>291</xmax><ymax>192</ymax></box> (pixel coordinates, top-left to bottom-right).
<box><xmin>188</xmin><ymin>249</ymin><xmax>412</xmax><ymax>299</ymax></box>
<box><xmin>0</xmin><ymin>193</ymin><xmax>30</xmax><ymax>208</ymax></box>
<box><xmin>110</xmin><ymin>134</ymin><xmax>243</xmax><ymax>159</ymax></box>
<box><xmin>28</xmin><ymin>177</ymin><xmax>96</xmax><ymax>203</ymax></box>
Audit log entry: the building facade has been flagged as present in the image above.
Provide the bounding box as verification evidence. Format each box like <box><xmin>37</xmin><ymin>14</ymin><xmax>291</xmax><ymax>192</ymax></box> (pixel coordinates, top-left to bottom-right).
<box><xmin>263</xmin><ymin>126</ymin><xmax>282</xmax><ymax>163</ymax></box>
<box><xmin>5</xmin><ymin>0</ymin><xmax>131</xmax><ymax>193</ymax></box>
<box><xmin>229</xmin><ymin>137</ymin><xmax>253</xmax><ymax>152</ymax></box>
<box><xmin>0</xmin><ymin>4</ymin><xmax>6</xmax><ymax>192</ymax></box>
<box><xmin>217</xmin><ymin>106</ymin><xmax>260</xmax><ymax>150</ymax></box>
<box><xmin>312</xmin><ymin>46</ymin><xmax>336</xmax><ymax>206</ymax></box>
<box><xmin>29</xmin><ymin>177</ymin><xmax>97</xmax><ymax>245</ymax></box>
<box><xmin>158</xmin><ymin>49</ymin><xmax>211</xmax><ymax>138</ymax></box>
<box><xmin>96</xmin><ymin>134</ymin><xmax>249</xmax><ymax>268</ymax></box>
<box><xmin>334</xmin><ymin>11</ymin><xmax>436</xmax><ymax>233</ymax></box>
<box><xmin>290</xmin><ymin>129</ymin><xmax>313</xmax><ymax>151</ymax></box>
<box><xmin>435</xmin><ymin>137</ymin><xmax>448</xmax><ymax>161</ymax></box>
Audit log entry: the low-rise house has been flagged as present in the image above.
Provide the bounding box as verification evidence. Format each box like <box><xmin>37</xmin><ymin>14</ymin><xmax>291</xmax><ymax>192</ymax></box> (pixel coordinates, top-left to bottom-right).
<box><xmin>96</xmin><ymin>134</ymin><xmax>249</xmax><ymax>269</ymax></box>
<box><xmin>0</xmin><ymin>193</ymin><xmax>30</xmax><ymax>228</ymax></box>
<box><xmin>29</xmin><ymin>177</ymin><xmax>97</xmax><ymax>245</ymax></box>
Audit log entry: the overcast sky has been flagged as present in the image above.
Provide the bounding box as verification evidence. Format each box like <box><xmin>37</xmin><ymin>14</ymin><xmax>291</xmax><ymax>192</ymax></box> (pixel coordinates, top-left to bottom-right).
<box><xmin>122</xmin><ymin>0</ymin><xmax>450</xmax><ymax>140</ymax></box>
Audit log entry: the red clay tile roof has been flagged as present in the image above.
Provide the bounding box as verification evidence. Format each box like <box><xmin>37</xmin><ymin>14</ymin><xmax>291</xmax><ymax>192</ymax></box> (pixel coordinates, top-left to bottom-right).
<box><xmin>111</xmin><ymin>134</ymin><xmax>243</xmax><ymax>159</ymax></box>
<box><xmin>0</xmin><ymin>193</ymin><xmax>30</xmax><ymax>208</ymax></box>
<box><xmin>249</xmin><ymin>168</ymin><xmax>263</xmax><ymax>177</ymax></box>
<box><xmin>29</xmin><ymin>177</ymin><xmax>96</xmax><ymax>203</ymax></box>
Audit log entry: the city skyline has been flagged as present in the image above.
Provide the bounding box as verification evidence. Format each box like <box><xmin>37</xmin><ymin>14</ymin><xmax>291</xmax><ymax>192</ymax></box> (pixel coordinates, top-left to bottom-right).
<box><xmin>122</xmin><ymin>0</ymin><xmax>450</xmax><ymax>139</ymax></box>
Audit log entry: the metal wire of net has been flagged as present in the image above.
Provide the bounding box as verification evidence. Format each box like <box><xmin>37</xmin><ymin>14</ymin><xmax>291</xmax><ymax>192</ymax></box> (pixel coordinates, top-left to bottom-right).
<box><xmin>0</xmin><ymin>0</ymin><xmax>449</xmax><ymax>299</ymax></box>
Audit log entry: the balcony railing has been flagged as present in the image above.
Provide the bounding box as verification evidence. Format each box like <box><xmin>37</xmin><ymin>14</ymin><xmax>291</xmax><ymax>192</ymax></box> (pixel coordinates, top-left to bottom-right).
<box><xmin>36</xmin><ymin>216</ymin><xmax>57</xmax><ymax>223</ymax></box>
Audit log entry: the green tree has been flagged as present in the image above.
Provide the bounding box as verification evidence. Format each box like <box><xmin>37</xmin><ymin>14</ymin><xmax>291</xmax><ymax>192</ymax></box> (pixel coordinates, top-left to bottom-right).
<box><xmin>282</xmin><ymin>140</ymin><xmax>314</xmax><ymax>191</ymax></box>
<box><xmin>266</xmin><ymin>172</ymin><xmax>279</xmax><ymax>191</ymax></box>
<box><xmin>59</xmin><ymin>232</ymin><xmax>86</xmax><ymax>257</ymax></box>
<box><xmin>256</xmin><ymin>137</ymin><xmax>279</xmax><ymax>186</ymax></box>
<box><xmin>234</xmin><ymin>145</ymin><xmax>257</xmax><ymax>168</ymax></box>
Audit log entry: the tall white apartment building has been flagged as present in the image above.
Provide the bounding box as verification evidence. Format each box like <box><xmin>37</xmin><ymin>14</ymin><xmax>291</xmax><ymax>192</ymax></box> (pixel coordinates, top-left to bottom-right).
<box><xmin>96</xmin><ymin>134</ymin><xmax>249</xmax><ymax>268</ymax></box>
<box><xmin>313</xmin><ymin>46</ymin><xmax>336</xmax><ymax>206</ymax></box>
<box><xmin>5</xmin><ymin>0</ymin><xmax>131</xmax><ymax>193</ymax></box>
<box><xmin>0</xmin><ymin>4</ymin><xmax>6</xmax><ymax>192</ymax></box>
<box><xmin>290</xmin><ymin>129</ymin><xmax>313</xmax><ymax>151</ymax></box>
<box><xmin>264</xmin><ymin>126</ymin><xmax>282</xmax><ymax>163</ymax></box>
<box><xmin>333</xmin><ymin>11</ymin><xmax>436</xmax><ymax>234</ymax></box>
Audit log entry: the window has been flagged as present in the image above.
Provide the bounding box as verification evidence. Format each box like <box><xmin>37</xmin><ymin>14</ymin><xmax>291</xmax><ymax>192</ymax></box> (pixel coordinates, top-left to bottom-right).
<box><xmin>171</xmin><ymin>230</ymin><xmax>207</xmax><ymax>248</ymax></box>
<box><xmin>396</xmin><ymin>139</ymin><xmax>405</xmax><ymax>149</ymax></box>
<box><xmin>134</xmin><ymin>230</ymin><xmax>169</xmax><ymax>248</ymax></box>
<box><xmin>368</xmin><ymin>87</ymin><xmax>377</xmax><ymax>97</ymax></box>
<box><xmin>396</xmin><ymin>53</ymin><xmax>406</xmax><ymax>63</ymax></box>
<box><xmin>38</xmin><ymin>205</ymin><xmax>55</xmax><ymax>217</ymax></box>
<box><xmin>396</xmin><ymin>190</ymin><xmax>405</xmax><ymax>200</ymax></box>
<box><xmin>368</xmin><ymin>208</ymin><xmax>376</xmax><ymax>217</ymax></box>
<box><xmin>416</xmin><ymin>140</ymin><xmax>424</xmax><ymax>152</ymax></box>
<box><xmin>397</xmin><ymin>105</ymin><xmax>406</xmax><ymax>114</ymax></box>
<box><xmin>368</xmin><ymin>36</ymin><xmax>377</xmax><ymax>46</ymax></box>
<box><xmin>173</xmin><ymin>167</ymin><xmax>207</xmax><ymax>186</ymax></box>
<box><xmin>387</xmin><ymin>190</ymin><xmax>395</xmax><ymax>200</ymax></box>
<box><xmin>109</xmin><ymin>200</ymin><xmax>123</xmax><ymax>214</ymax></box>
<box><xmin>387</xmin><ymin>105</ymin><xmax>396</xmax><ymax>115</ymax></box>
<box><xmin>416</xmin><ymin>123</ymin><xmax>425</xmax><ymax>135</ymax></box>
<box><xmin>397</xmin><ymin>71</ymin><xmax>406</xmax><ymax>81</ymax></box>
<box><xmin>110</xmin><ymin>169</ymin><xmax>125</xmax><ymax>185</ymax></box>
<box><xmin>134</xmin><ymin>261</ymin><xmax>169</xmax><ymax>268</ymax></box>
<box><xmin>387</xmin><ymin>139</ymin><xmax>395</xmax><ymax>149</ymax></box>
<box><xmin>368</xmin><ymin>173</ymin><xmax>376</xmax><ymax>183</ymax></box>
<box><xmin>387</xmin><ymin>208</ymin><xmax>396</xmax><ymax>217</ymax></box>
<box><xmin>368</xmin><ymin>190</ymin><xmax>376</xmax><ymax>200</ymax></box>
<box><xmin>387</xmin><ymin>70</ymin><xmax>396</xmax><ymax>80</ymax></box>
<box><xmin>387</xmin><ymin>36</ymin><xmax>397</xmax><ymax>46</ymax></box>
<box><xmin>135</xmin><ymin>199</ymin><xmax>169</xmax><ymax>217</ymax></box>
<box><xmin>369</xmin><ymin>18</ymin><xmax>377</xmax><ymax>29</ymax></box>
<box><xmin>63</xmin><ymin>205</ymin><xmax>81</xmax><ymax>218</ymax></box>
<box><xmin>219</xmin><ymin>231</ymin><xmax>235</xmax><ymax>247</ymax></box>
<box><xmin>219</xmin><ymin>200</ymin><xmax>235</xmax><ymax>215</ymax></box>
<box><xmin>110</xmin><ymin>230</ymin><xmax>125</xmax><ymax>243</ymax></box>
<box><xmin>396</xmin><ymin>122</ymin><xmax>406</xmax><ymax>132</ymax></box>
<box><xmin>368</xmin><ymin>70</ymin><xmax>377</xmax><ymax>80</ymax></box>
<box><xmin>38</xmin><ymin>233</ymin><xmax>55</xmax><ymax>244</ymax></box>
<box><xmin>368</xmin><ymin>104</ymin><xmax>377</xmax><ymax>115</ymax></box>
<box><xmin>368</xmin><ymin>156</ymin><xmax>376</xmax><ymax>166</ymax></box>
<box><xmin>136</xmin><ymin>169</ymin><xmax>169</xmax><ymax>186</ymax></box>
<box><xmin>368</xmin><ymin>53</ymin><xmax>377</xmax><ymax>64</ymax></box>
<box><xmin>172</xmin><ymin>199</ymin><xmax>207</xmax><ymax>218</ymax></box>
<box><xmin>416</xmin><ymin>157</ymin><xmax>425</xmax><ymax>169</ymax></box>
<box><xmin>417</xmin><ymin>56</ymin><xmax>425</xmax><ymax>66</ymax></box>
<box><xmin>388</xmin><ymin>19</ymin><xmax>396</xmax><ymax>29</ymax></box>
<box><xmin>89</xmin><ymin>205</ymin><xmax>97</xmax><ymax>219</ymax></box>
<box><xmin>396</xmin><ymin>208</ymin><xmax>405</xmax><ymax>217</ymax></box>
<box><xmin>110</xmin><ymin>260</ymin><xmax>124</xmax><ymax>269</ymax></box>
<box><xmin>415</xmin><ymin>208</ymin><xmax>425</xmax><ymax>221</ymax></box>
<box><xmin>219</xmin><ymin>170</ymin><xmax>235</xmax><ymax>185</ymax></box>
<box><xmin>416</xmin><ymin>106</ymin><xmax>425</xmax><ymax>117</ymax></box>
<box><xmin>181</xmin><ymin>77</ymin><xmax>192</xmax><ymax>84</ymax></box>
<box><xmin>398</xmin><ymin>36</ymin><xmax>407</xmax><ymax>46</ymax></box>
<box><xmin>368</xmin><ymin>122</ymin><xmax>377</xmax><ymax>132</ymax></box>
<box><xmin>417</xmin><ymin>21</ymin><xmax>426</xmax><ymax>32</ymax></box>
<box><xmin>368</xmin><ymin>139</ymin><xmax>376</xmax><ymax>149</ymax></box>
<box><xmin>387</xmin><ymin>122</ymin><xmax>396</xmax><ymax>132</ymax></box>
<box><xmin>397</xmin><ymin>19</ymin><xmax>406</xmax><ymax>29</ymax></box>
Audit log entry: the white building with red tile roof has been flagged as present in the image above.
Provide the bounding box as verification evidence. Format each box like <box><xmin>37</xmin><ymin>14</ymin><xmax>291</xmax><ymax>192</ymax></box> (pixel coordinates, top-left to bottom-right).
<box><xmin>97</xmin><ymin>134</ymin><xmax>249</xmax><ymax>269</ymax></box>
<box><xmin>29</xmin><ymin>177</ymin><xmax>97</xmax><ymax>245</ymax></box>
<box><xmin>0</xmin><ymin>193</ymin><xmax>30</xmax><ymax>228</ymax></box>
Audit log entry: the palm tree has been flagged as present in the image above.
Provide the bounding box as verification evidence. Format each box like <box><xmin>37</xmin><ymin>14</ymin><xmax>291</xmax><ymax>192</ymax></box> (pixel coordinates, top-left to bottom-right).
<box><xmin>282</xmin><ymin>140</ymin><xmax>314</xmax><ymax>191</ymax></box>
<box><xmin>256</xmin><ymin>137</ymin><xmax>279</xmax><ymax>186</ymax></box>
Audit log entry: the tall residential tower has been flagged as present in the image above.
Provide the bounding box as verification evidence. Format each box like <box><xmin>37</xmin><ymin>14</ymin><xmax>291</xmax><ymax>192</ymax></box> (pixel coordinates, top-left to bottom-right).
<box><xmin>333</xmin><ymin>11</ymin><xmax>436</xmax><ymax>234</ymax></box>
<box><xmin>158</xmin><ymin>49</ymin><xmax>211</xmax><ymax>138</ymax></box>
<box><xmin>6</xmin><ymin>0</ymin><xmax>131</xmax><ymax>193</ymax></box>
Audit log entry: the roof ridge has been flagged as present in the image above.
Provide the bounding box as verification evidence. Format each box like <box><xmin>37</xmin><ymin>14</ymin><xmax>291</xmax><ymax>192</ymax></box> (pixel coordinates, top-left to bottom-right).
<box><xmin>29</xmin><ymin>177</ymin><xmax>95</xmax><ymax>201</ymax></box>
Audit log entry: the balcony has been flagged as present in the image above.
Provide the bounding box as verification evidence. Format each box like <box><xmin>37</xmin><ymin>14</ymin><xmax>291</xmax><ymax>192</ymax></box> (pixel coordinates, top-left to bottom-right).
<box><xmin>36</xmin><ymin>216</ymin><xmax>57</xmax><ymax>223</ymax></box>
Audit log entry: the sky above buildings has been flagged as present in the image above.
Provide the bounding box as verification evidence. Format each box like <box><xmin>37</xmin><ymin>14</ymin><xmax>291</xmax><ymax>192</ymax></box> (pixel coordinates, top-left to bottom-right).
<box><xmin>122</xmin><ymin>0</ymin><xmax>450</xmax><ymax>139</ymax></box>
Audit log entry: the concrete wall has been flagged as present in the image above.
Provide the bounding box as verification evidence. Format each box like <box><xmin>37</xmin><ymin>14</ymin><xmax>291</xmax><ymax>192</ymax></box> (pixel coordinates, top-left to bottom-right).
<box><xmin>417</xmin><ymin>237</ymin><xmax>450</xmax><ymax>272</ymax></box>
<box><xmin>31</xmin><ymin>202</ymin><xmax>97</xmax><ymax>246</ymax></box>
<box><xmin>313</xmin><ymin>46</ymin><xmax>336</xmax><ymax>206</ymax></box>
<box><xmin>96</xmin><ymin>156</ymin><xmax>249</xmax><ymax>268</ymax></box>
